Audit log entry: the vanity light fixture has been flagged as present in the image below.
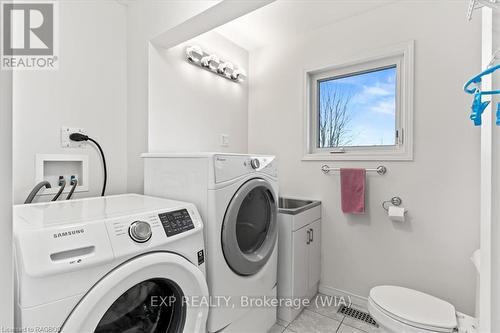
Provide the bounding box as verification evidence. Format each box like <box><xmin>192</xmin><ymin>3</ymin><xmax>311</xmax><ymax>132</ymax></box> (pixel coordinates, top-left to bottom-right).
<box><xmin>185</xmin><ymin>45</ymin><xmax>246</xmax><ymax>83</ymax></box>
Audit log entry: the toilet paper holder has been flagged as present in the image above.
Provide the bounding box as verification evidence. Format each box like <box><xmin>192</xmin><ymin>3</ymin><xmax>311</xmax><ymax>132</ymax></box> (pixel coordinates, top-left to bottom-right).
<box><xmin>382</xmin><ymin>196</ymin><xmax>407</xmax><ymax>214</ymax></box>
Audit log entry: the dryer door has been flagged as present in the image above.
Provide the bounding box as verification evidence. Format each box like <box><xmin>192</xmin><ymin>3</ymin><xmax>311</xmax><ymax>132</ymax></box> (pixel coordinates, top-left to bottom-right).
<box><xmin>222</xmin><ymin>178</ymin><xmax>278</xmax><ymax>276</ymax></box>
<box><xmin>61</xmin><ymin>252</ymin><xmax>208</xmax><ymax>333</ymax></box>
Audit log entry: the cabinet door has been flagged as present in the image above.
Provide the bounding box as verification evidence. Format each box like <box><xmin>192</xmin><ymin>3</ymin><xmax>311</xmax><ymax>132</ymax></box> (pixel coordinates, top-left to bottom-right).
<box><xmin>292</xmin><ymin>226</ymin><xmax>309</xmax><ymax>299</ymax></box>
<box><xmin>308</xmin><ymin>219</ymin><xmax>321</xmax><ymax>291</ymax></box>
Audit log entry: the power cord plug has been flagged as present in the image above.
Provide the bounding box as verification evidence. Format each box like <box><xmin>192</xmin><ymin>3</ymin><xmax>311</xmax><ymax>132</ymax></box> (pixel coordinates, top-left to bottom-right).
<box><xmin>70</xmin><ymin>132</ymin><xmax>107</xmax><ymax>196</ymax></box>
<box><xmin>69</xmin><ymin>133</ymin><xmax>89</xmax><ymax>142</ymax></box>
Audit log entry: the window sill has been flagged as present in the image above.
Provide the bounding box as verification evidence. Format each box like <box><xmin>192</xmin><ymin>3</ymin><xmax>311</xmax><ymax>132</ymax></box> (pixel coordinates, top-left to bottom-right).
<box><xmin>302</xmin><ymin>151</ymin><xmax>413</xmax><ymax>161</ymax></box>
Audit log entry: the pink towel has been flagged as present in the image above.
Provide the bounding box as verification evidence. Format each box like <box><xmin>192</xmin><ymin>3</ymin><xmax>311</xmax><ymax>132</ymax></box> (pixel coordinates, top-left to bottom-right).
<box><xmin>340</xmin><ymin>168</ymin><xmax>366</xmax><ymax>214</ymax></box>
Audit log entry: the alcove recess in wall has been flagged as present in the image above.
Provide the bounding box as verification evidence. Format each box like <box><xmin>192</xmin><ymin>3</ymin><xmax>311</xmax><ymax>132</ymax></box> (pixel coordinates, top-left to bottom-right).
<box><xmin>35</xmin><ymin>154</ymin><xmax>89</xmax><ymax>195</ymax></box>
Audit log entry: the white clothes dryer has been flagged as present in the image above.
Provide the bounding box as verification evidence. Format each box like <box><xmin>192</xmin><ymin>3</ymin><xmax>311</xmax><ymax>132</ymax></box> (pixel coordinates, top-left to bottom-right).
<box><xmin>143</xmin><ymin>153</ymin><xmax>279</xmax><ymax>333</ymax></box>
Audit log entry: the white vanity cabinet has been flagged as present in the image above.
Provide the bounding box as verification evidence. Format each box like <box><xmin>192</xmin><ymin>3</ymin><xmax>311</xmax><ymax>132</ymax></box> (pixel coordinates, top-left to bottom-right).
<box><xmin>277</xmin><ymin>198</ymin><xmax>321</xmax><ymax>323</ymax></box>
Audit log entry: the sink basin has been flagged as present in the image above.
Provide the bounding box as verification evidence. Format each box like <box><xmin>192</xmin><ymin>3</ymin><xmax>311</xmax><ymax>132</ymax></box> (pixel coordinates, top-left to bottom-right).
<box><xmin>278</xmin><ymin>197</ymin><xmax>321</xmax><ymax>215</ymax></box>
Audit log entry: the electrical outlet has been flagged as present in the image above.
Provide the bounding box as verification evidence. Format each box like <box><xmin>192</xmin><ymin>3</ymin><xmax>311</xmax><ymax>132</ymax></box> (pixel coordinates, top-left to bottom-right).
<box><xmin>220</xmin><ymin>134</ymin><xmax>229</xmax><ymax>147</ymax></box>
<box><xmin>61</xmin><ymin>127</ymin><xmax>86</xmax><ymax>148</ymax></box>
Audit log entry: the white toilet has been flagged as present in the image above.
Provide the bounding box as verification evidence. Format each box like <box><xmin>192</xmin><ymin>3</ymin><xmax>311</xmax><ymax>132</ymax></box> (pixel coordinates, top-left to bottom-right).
<box><xmin>367</xmin><ymin>286</ymin><xmax>458</xmax><ymax>333</ymax></box>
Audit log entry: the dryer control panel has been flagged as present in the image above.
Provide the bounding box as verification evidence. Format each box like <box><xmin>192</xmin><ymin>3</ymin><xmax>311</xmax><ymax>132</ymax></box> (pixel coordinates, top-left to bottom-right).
<box><xmin>214</xmin><ymin>154</ymin><xmax>278</xmax><ymax>184</ymax></box>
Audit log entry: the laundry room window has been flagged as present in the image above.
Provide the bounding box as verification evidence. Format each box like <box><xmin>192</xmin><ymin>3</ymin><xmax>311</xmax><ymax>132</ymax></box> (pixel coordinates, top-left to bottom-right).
<box><xmin>304</xmin><ymin>41</ymin><xmax>414</xmax><ymax>161</ymax></box>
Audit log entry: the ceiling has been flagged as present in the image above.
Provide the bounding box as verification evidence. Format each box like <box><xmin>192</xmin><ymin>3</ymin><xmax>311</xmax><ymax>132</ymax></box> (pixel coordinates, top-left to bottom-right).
<box><xmin>215</xmin><ymin>0</ymin><xmax>395</xmax><ymax>51</ymax></box>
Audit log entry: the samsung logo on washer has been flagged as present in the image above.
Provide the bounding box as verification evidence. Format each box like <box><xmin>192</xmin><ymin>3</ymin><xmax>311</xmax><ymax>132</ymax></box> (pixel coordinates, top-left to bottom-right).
<box><xmin>53</xmin><ymin>229</ymin><xmax>84</xmax><ymax>238</ymax></box>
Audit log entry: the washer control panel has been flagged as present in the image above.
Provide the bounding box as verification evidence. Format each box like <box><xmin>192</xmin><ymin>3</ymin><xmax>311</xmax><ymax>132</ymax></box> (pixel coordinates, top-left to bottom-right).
<box><xmin>104</xmin><ymin>203</ymin><xmax>202</xmax><ymax>258</ymax></box>
<box><xmin>159</xmin><ymin>209</ymin><xmax>195</xmax><ymax>237</ymax></box>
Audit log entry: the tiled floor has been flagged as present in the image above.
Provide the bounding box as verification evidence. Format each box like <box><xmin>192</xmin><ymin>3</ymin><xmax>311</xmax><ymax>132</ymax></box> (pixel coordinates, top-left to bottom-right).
<box><xmin>268</xmin><ymin>294</ymin><xmax>379</xmax><ymax>333</ymax></box>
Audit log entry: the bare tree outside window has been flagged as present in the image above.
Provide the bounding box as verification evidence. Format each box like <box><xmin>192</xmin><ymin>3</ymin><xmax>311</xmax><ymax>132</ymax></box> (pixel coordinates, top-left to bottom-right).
<box><xmin>318</xmin><ymin>87</ymin><xmax>354</xmax><ymax>148</ymax></box>
<box><xmin>316</xmin><ymin>66</ymin><xmax>397</xmax><ymax>149</ymax></box>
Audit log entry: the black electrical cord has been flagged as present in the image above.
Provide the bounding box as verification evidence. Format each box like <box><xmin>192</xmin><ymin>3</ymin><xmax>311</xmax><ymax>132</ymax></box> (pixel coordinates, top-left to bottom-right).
<box><xmin>69</xmin><ymin>133</ymin><xmax>107</xmax><ymax>196</ymax></box>
<box><xmin>88</xmin><ymin>138</ymin><xmax>107</xmax><ymax>196</ymax></box>
<box><xmin>51</xmin><ymin>178</ymin><xmax>66</xmax><ymax>201</ymax></box>
<box><xmin>66</xmin><ymin>178</ymin><xmax>78</xmax><ymax>200</ymax></box>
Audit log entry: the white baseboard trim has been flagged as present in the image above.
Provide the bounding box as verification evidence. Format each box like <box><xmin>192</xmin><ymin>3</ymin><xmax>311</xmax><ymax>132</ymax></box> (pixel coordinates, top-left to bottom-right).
<box><xmin>318</xmin><ymin>284</ymin><xmax>368</xmax><ymax>308</ymax></box>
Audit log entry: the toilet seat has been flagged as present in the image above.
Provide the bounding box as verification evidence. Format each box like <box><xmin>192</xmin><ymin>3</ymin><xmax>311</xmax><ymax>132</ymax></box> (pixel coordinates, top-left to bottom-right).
<box><xmin>369</xmin><ymin>286</ymin><xmax>457</xmax><ymax>332</ymax></box>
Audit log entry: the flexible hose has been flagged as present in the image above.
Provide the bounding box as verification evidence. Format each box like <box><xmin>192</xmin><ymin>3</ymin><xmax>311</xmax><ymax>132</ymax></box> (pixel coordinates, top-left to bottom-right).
<box><xmin>51</xmin><ymin>179</ymin><xmax>66</xmax><ymax>201</ymax></box>
<box><xmin>66</xmin><ymin>179</ymin><xmax>78</xmax><ymax>200</ymax></box>
<box><xmin>24</xmin><ymin>181</ymin><xmax>51</xmax><ymax>204</ymax></box>
<box><xmin>88</xmin><ymin>138</ymin><xmax>107</xmax><ymax>196</ymax></box>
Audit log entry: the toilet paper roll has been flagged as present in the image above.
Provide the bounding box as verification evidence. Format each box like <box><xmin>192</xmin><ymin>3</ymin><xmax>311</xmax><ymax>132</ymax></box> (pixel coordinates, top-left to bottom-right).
<box><xmin>388</xmin><ymin>206</ymin><xmax>405</xmax><ymax>222</ymax></box>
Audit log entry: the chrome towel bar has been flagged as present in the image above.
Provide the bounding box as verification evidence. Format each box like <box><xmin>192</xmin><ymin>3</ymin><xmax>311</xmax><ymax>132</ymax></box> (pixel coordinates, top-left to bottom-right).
<box><xmin>321</xmin><ymin>165</ymin><xmax>387</xmax><ymax>175</ymax></box>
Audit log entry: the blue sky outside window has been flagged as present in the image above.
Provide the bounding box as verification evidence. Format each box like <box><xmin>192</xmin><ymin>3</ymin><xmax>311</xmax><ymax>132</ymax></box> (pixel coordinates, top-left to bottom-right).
<box><xmin>318</xmin><ymin>66</ymin><xmax>397</xmax><ymax>148</ymax></box>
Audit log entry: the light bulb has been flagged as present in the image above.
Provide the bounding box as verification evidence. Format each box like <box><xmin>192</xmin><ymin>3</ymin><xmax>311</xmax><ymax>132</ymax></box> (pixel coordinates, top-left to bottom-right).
<box><xmin>201</xmin><ymin>54</ymin><xmax>219</xmax><ymax>71</ymax></box>
<box><xmin>186</xmin><ymin>45</ymin><xmax>203</xmax><ymax>63</ymax></box>
<box><xmin>200</xmin><ymin>56</ymin><xmax>210</xmax><ymax>67</ymax></box>
<box><xmin>231</xmin><ymin>68</ymin><xmax>247</xmax><ymax>82</ymax></box>
<box><xmin>217</xmin><ymin>62</ymin><xmax>227</xmax><ymax>74</ymax></box>
<box><xmin>218</xmin><ymin>62</ymin><xmax>234</xmax><ymax>77</ymax></box>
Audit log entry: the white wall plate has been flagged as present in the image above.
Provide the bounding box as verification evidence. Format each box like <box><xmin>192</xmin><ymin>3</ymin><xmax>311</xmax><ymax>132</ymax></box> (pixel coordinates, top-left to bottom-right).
<box><xmin>61</xmin><ymin>127</ymin><xmax>86</xmax><ymax>148</ymax></box>
<box><xmin>35</xmin><ymin>154</ymin><xmax>89</xmax><ymax>195</ymax></box>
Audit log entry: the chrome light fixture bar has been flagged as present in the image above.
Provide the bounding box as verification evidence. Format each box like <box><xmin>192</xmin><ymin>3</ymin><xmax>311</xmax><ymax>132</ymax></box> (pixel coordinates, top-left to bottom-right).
<box><xmin>186</xmin><ymin>45</ymin><xmax>246</xmax><ymax>83</ymax></box>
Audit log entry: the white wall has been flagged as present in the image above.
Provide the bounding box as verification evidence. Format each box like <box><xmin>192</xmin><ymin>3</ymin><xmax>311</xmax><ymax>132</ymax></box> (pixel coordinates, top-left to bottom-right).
<box><xmin>248</xmin><ymin>1</ymin><xmax>481</xmax><ymax>314</ymax></box>
<box><xmin>12</xmin><ymin>0</ymin><xmax>222</xmax><ymax>200</ymax></box>
<box><xmin>11</xmin><ymin>0</ymin><xmax>220</xmax><ymax>200</ymax></box>
<box><xmin>12</xmin><ymin>1</ymin><xmax>127</xmax><ymax>204</ymax></box>
<box><xmin>148</xmin><ymin>31</ymin><xmax>248</xmax><ymax>153</ymax></box>
<box><xmin>126</xmin><ymin>0</ymin><xmax>218</xmax><ymax>193</ymax></box>
<box><xmin>0</xmin><ymin>58</ymin><xmax>13</xmax><ymax>329</ymax></box>
<box><xmin>489</xmin><ymin>9</ymin><xmax>500</xmax><ymax>333</ymax></box>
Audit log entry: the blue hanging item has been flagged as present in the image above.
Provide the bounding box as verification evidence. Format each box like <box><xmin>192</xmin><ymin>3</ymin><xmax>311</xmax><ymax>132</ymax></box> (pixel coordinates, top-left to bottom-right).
<box><xmin>470</xmin><ymin>92</ymin><xmax>490</xmax><ymax>126</ymax></box>
<box><xmin>464</xmin><ymin>64</ymin><xmax>500</xmax><ymax>126</ymax></box>
<box><xmin>497</xmin><ymin>103</ymin><xmax>500</xmax><ymax>126</ymax></box>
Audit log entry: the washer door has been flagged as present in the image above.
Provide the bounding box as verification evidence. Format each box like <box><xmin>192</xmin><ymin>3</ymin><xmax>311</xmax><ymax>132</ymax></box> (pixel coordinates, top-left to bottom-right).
<box><xmin>61</xmin><ymin>252</ymin><xmax>209</xmax><ymax>333</ymax></box>
<box><xmin>222</xmin><ymin>178</ymin><xmax>278</xmax><ymax>276</ymax></box>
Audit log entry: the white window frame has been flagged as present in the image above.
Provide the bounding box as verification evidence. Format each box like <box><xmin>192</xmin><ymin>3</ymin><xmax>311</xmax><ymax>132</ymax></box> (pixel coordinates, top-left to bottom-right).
<box><xmin>303</xmin><ymin>40</ymin><xmax>414</xmax><ymax>161</ymax></box>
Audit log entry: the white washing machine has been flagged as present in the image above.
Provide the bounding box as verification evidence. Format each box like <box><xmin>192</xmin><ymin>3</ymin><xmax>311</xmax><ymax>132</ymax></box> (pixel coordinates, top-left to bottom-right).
<box><xmin>14</xmin><ymin>194</ymin><xmax>209</xmax><ymax>333</ymax></box>
<box><xmin>143</xmin><ymin>153</ymin><xmax>279</xmax><ymax>333</ymax></box>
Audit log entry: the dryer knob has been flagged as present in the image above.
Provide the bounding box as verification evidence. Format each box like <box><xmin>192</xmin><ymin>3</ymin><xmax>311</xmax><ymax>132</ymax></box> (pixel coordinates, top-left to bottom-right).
<box><xmin>129</xmin><ymin>221</ymin><xmax>152</xmax><ymax>243</ymax></box>
<box><xmin>250</xmin><ymin>158</ymin><xmax>260</xmax><ymax>169</ymax></box>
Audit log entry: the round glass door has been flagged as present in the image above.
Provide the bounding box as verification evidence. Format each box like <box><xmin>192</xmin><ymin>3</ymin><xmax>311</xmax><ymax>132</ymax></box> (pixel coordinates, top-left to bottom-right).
<box><xmin>222</xmin><ymin>178</ymin><xmax>277</xmax><ymax>276</ymax></box>
<box><xmin>60</xmin><ymin>253</ymin><xmax>209</xmax><ymax>333</ymax></box>
<box><xmin>95</xmin><ymin>278</ymin><xmax>185</xmax><ymax>333</ymax></box>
